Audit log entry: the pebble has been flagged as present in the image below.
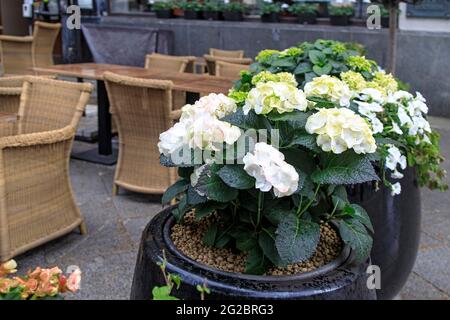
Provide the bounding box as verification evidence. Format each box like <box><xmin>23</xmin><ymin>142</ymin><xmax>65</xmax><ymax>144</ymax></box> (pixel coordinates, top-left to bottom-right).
<box><xmin>171</xmin><ymin>212</ymin><xmax>342</xmax><ymax>276</ymax></box>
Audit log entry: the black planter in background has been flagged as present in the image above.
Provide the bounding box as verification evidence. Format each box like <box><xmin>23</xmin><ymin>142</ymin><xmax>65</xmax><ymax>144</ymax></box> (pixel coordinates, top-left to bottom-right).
<box><xmin>155</xmin><ymin>9</ymin><xmax>173</xmax><ymax>19</ymax></box>
<box><xmin>261</xmin><ymin>13</ymin><xmax>280</xmax><ymax>23</ymax></box>
<box><xmin>223</xmin><ymin>11</ymin><xmax>243</xmax><ymax>21</ymax></box>
<box><xmin>329</xmin><ymin>15</ymin><xmax>350</xmax><ymax>26</ymax></box>
<box><xmin>130</xmin><ymin>208</ymin><xmax>377</xmax><ymax>300</ymax></box>
<box><xmin>348</xmin><ymin>167</ymin><xmax>421</xmax><ymax>300</ymax></box>
<box><xmin>381</xmin><ymin>16</ymin><xmax>389</xmax><ymax>28</ymax></box>
<box><xmin>203</xmin><ymin>10</ymin><xmax>221</xmax><ymax>20</ymax></box>
<box><xmin>297</xmin><ymin>13</ymin><xmax>317</xmax><ymax>24</ymax></box>
<box><xmin>184</xmin><ymin>10</ymin><xmax>203</xmax><ymax>20</ymax></box>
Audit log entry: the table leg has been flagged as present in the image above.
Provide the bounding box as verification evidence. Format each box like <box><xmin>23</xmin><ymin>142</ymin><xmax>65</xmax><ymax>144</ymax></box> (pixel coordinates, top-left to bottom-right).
<box><xmin>71</xmin><ymin>80</ymin><xmax>118</xmax><ymax>165</ymax></box>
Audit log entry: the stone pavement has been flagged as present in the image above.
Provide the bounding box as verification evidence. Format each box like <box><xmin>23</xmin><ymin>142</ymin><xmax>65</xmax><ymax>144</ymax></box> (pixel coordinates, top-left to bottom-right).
<box><xmin>12</xmin><ymin>116</ymin><xmax>450</xmax><ymax>300</ymax></box>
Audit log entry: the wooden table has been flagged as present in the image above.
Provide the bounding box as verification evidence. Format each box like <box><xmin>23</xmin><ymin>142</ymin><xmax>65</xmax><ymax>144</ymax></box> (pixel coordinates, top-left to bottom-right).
<box><xmin>33</xmin><ymin>63</ymin><xmax>234</xmax><ymax>165</ymax></box>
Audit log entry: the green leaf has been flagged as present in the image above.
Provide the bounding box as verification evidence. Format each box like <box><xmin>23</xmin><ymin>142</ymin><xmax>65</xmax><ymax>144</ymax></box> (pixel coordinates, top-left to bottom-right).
<box><xmin>307</xmin><ymin>96</ymin><xmax>336</xmax><ymax>108</ymax></box>
<box><xmin>271</xmin><ymin>57</ymin><xmax>296</xmax><ymax>68</ymax></box>
<box><xmin>222</xmin><ymin>108</ymin><xmax>271</xmax><ymax>130</ymax></box>
<box><xmin>282</xmin><ymin>148</ymin><xmax>316</xmax><ymax>174</ymax></box>
<box><xmin>236</xmin><ymin>233</ymin><xmax>258</xmax><ymax>251</ymax></box>
<box><xmin>344</xmin><ymin>204</ymin><xmax>374</xmax><ymax>233</ymax></box>
<box><xmin>259</xmin><ymin>229</ymin><xmax>283</xmax><ymax>266</ymax></box>
<box><xmin>171</xmin><ymin>195</ymin><xmax>189</xmax><ymax>222</ymax></box>
<box><xmin>339</xmin><ymin>219</ymin><xmax>373</xmax><ymax>263</ymax></box>
<box><xmin>305</xmin><ymin>72</ymin><xmax>316</xmax><ymax>83</ymax></box>
<box><xmin>245</xmin><ymin>247</ymin><xmax>269</xmax><ymax>275</ymax></box>
<box><xmin>152</xmin><ymin>286</ymin><xmax>179</xmax><ymax>300</ymax></box>
<box><xmin>203</xmin><ymin>224</ymin><xmax>218</xmax><ymax>246</ymax></box>
<box><xmin>267</xmin><ymin>110</ymin><xmax>312</xmax><ymax>126</ymax></box>
<box><xmin>169</xmin><ymin>274</ymin><xmax>181</xmax><ymax>289</ymax></box>
<box><xmin>287</xmin><ymin>132</ymin><xmax>320</xmax><ymax>152</ymax></box>
<box><xmin>264</xmin><ymin>205</ymin><xmax>293</xmax><ymax>225</ymax></box>
<box><xmin>332</xmin><ymin>195</ymin><xmax>346</xmax><ymax>211</ymax></box>
<box><xmin>309</xmin><ymin>50</ymin><xmax>326</xmax><ymax>65</ymax></box>
<box><xmin>162</xmin><ymin>180</ymin><xmax>189</xmax><ymax>204</ymax></box>
<box><xmin>178</xmin><ymin>167</ymin><xmax>194</xmax><ymax>179</ymax></box>
<box><xmin>312</xmin><ymin>152</ymin><xmax>379</xmax><ymax>185</ymax></box>
<box><xmin>187</xmin><ymin>186</ymin><xmax>207</xmax><ymax>205</ymax></box>
<box><xmin>313</xmin><ymin>63</ymin><xmax>332</xmax><ymax>76</ymax></box>
<box><xmin>217</xmin><ymin>165</ymin><xmax>255</xmax><ymax>190</ymax></box>
<box><xmin>294</xmin><ymin>62</ymin><xmax>312</xmax><ymax>74</ymax></box>
<box><xmin>195</xmin><ymin>166</ymin><xmax>239</xmax><ymax>203</ymax></box>
<box><xmin>275</xmin><ymin>214</ymin><xmax>320</xmax><ymax>264</ymax></box>
<box><xmin>215</xmin><ymin>233</ymin><xmax>232</xmax><ymax>248</ymax></box>
<box><xmin>195</xmin><ymin>201</ymin><xmax>228</xmax><ymax>220</ymax></box>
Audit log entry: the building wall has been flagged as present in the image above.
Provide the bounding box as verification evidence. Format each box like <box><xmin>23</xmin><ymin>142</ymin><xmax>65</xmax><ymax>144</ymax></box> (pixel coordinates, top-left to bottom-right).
<box><xmin>0</xmin><ymin>0</ymin><xmax>31</xmax><ymax>36</ymax></box>
<box><xmin>399</xmin><ymin>3</ymin><xmax>450</xmax><ymax>33</ymax></box>
<box><xmin>100</xmin><ymin>16</ymin><xmax>450</xmax><ymax>117</ymax></box>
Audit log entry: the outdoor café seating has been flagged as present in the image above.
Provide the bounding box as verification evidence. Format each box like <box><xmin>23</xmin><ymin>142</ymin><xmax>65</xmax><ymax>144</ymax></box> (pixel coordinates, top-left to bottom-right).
<box><xmin>209</xmin><ymin>48</ymin><xmax>244</xmax><ymax>59</ymax></box>
<box><xmin>0</xmin><ymin>76</ymin><xmax>92</xmax><ymax>262</ymax></box>
<box><xmin>104</xmin><ymin>72</ymin><xmax>177</xmax><ymax>196</ymax></box>
<box><xmin>0</xmin><ymin>21</ymin><xmax>60</xmax><ymax>75</ymax></box>
<box><xmin>215</xmin><ymin>60</ymin><xmax>250</xmax><ymax>78</ymax></box>
<box><xmin>203</xmin><ymin>54</ymin><xmax>253</xmax><ymax>76</ymax></box>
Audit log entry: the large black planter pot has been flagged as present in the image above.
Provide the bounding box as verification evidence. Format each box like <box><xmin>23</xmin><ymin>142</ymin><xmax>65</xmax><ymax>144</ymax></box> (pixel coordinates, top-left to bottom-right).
<box><xmin>349</xmin><ymin>167</ymin><xmax>421</xmax><ymax>300</ymax></box>
<box><xmin>297</xmin><ymin>13</ymin><xmax>317</xmax><ymax>25</ymax></box>
<box><xmin>155</xmin><ymin>9</ymin><xmax>173</xmax><ymax>19</ymax></box>
<box><xmin>184</xmin><ymin>10</ymin><xmax>203</xmax><ymax>20</ymax></box>
<box><xmin>203</xmin><ymin>11</ymin><xmax>221</xmax><ymax>20</ymax></box>
<box><xmin>130</xmin><ymin>207</ymin><xmax>377</xmax><ymax>300</ymax></box>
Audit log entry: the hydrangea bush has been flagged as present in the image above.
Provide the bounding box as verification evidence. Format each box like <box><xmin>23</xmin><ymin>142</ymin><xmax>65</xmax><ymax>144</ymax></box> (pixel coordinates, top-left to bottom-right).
<box><xmin>158</xmin><ymin>40</ymin><xmax>446</xmax><ymax>275</ymax></box>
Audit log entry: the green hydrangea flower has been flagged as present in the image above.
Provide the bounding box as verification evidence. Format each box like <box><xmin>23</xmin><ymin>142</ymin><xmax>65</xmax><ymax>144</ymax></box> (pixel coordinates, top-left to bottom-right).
<box><xmin>279</xmin><ymin>47</ymin><xmax>303</xmax><ymax>58</ymax></box>
<box><xmin>340</xmin><ymin>71</ymin><xmax>367</xmax><ymax>91</ymax></box>
<box><xmin>255</xmin><ymin>49</ymin><xmax>280</xmax><ymax>63</ymax></box>
<box><xmin>331</xmin><ymin>42</ymin><xmax>347</xmax><ymax>55</ymax></box>
<box><xmin>370</xmin><ymin>71</ymin><xmax>398</xmax><ymax>95</ymax></box>
<box><xmin>251</xmin><ymin>71</ymin><xmax>298</xmax><ymax>87</ymax></box>
<box><xmin>346</xmin><ymin>56</ymin><xmax>375</xmax><ymax>73</ymax></box>
<box><xmin>228</xmin><ymin>89</ymin><xmax>248</xmax><ymax>104</ymax></box>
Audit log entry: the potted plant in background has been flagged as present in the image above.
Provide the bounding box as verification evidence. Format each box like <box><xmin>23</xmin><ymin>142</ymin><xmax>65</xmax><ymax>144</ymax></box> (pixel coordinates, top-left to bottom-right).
<box><xmin>203</xmin><ymin>0</ymin><xmax>223</xmax><ymax>20</ymax></box>
<box><xmin>328</xmin><ymin>4</ymin><xmax>354</xmax><ymax>26</ymax></box>
<box><xmin>181</xmin><ymin>0</ymin><xmax>204</xmax><ymax>19</ymax></box>
<box><xmin>152</xmin><ymin>1</ymin><xmax>174</xmax><ymax>19</ymax></box>
<box><xmin>289</xmin><ymin>3</ymin><xmax>318</xmax><ymax>24</ymax></box>
<box><xmin>222</xmin><ymin>1</ymin><xmax>245</xmax><ymax>21</ymax></box>
<box><xmin>172</xmin><ymin>0</ymin><xmax>185</xmax><ymax>17</ymax></box>
<box><xmin>260</xmin><ymin>1</ymin><xmax>281</xmax><ymax>23</ymax></box>
<box><xmin>232</xmin><ymin>40</ymin><xmax>447</xmax><ymax>299</ymax></box>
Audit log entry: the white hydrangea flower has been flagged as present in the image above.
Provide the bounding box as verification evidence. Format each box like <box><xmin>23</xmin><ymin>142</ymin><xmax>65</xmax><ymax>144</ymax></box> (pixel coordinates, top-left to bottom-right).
<box><xmin>370</xmin><ymin>117</ymin><xmax>384</xmax><ymax>134</ymax></box>
<box><xmin>187</xmin><ymin>113</ymin><xmax>241</xmax><ymax>151</ymax></box>
<box><xmin>391</xmin><ymin>122</ymin><xmax>403</xmax><ymax>135</ymax></box>
<box><xmin>385</xmin><ymin>145</ymin><xmax>407</xmax><ymax>172</ymax></box>
<box><xmin>158</xmin><ymin>120</ymin><xmax>190</xmax><ymax>156</ymax></box>
<box><xmin>391</xmin><ymin>169</ymin><xmax>404</xmax><ymax>179</ymax></box>
<box><xmin>390</xmin><ymin>182</ymin><xmax>401</xmax><ymax>196</ymax></box>
<box><xmin>397</xmin><ymin>106</ymin><xmax>413</xmax><ymax>126</ymax></box>
<box><xmin>387</xmin><ymin>90</ymin><xmax>413</xmax><ymax>103</ymax></box>
<box><xmin>158</xmin><ymin>93</ymin><xmax>241</xmax><ymax>158</ymax></box>
<box><xmin>243</xmin><ymin>142</ymin><xmax>299</xmax><ymax>198</ymax></box>
<box><xmin>243</xmin><ymin>81</ymin><xmax>308</xmax><ymax>115</ymax></box>
<box><xmin>305</xmin><ymin>108</ymin><xmax>377</xmax><ymax>154</ymax></box>
<box><xmin>181</xmin><ymin>93</ymin><xmax>237</xmax><ymax>120</ymax></box>
<box><xmin>304</xmin><ymin>75</ymin><xmax>353</xmax><ymax>107</ymax></box>
<box><xmin>358</xmin><ymin>88</ymin><xmax>385</xmax><ymax>104</ymax></box>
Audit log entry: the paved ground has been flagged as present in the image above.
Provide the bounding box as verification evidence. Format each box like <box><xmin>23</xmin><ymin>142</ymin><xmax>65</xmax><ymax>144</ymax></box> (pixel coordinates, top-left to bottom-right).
<box><xmin>11</xmin><ymin>114</ymin><xmax>450</xmax><ymax>300</ymax></box>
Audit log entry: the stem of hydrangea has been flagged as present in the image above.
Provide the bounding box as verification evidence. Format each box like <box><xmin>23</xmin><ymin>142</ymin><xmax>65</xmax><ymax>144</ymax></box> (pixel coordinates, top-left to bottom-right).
<box><xmin>257</xmin><ymin>191</ymin><xmax>264</xmax><ymax>229</ymax></box>
<box><xmin>298</xmin><ymin>184</ymin><xmax>320</xmax><ymax>218</ymax></box>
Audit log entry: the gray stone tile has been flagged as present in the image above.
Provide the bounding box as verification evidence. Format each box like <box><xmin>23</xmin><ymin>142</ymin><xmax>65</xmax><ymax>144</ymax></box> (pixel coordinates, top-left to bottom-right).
<box><xmin>400</xmin><ymin>272</ymin><xmax>450</xmax><ymax>300</ymax></box>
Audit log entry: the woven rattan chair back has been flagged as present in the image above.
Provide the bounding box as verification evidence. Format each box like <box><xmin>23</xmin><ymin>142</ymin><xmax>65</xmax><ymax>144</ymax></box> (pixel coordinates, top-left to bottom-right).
<box><xmin>0</xmin><ymin>35</ymin><xmax>33</xmax><ymax>75</ymax></box>
<box><xmin>0</xmin><ymin>77</ymin><xmax>92</xmax><ymax>262</ymax></box>
<box><xmin>145</xmin><ymin>53</ymin><xmax>196</xmax><ymax>73</ymax></box>
<box><xmin>203</xmin><ymin>55</ymin><xmax>253</xmax><ymax>76</ymax></box>
<box><xmin>215</xmin><ymin>61</ymin><xmax>250</xmax><ymax>79</ymax></box>
<box><xmin>0</xmin><ymin>76</ymin><xmax>26</xmax><ymax>113</ymax></box>
<box><xmin>104</xmin><ymin>72</ymin><xmax>177</xmax><ymax>195</ymax></box>
<box><xmin>31</xmin><ymin>21</ymin><xmax>61</xmax><ymax>68</ymax></box>
<box><xmin>209</xmin><ymin>48</ymin><xmax>244</xmax><ymax>59</ymax></box>
<box><xmin>17</xmin><ymin>76</ymin><xmax>87</xmax><ymax>134</ymax></box>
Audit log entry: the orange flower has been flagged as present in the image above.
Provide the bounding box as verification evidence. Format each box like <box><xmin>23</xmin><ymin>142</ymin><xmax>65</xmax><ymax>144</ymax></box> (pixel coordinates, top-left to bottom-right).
<box><xmin>66</xmin><ymin>269</ymin><xmax>81</xmax><ymax>293</ymax></box>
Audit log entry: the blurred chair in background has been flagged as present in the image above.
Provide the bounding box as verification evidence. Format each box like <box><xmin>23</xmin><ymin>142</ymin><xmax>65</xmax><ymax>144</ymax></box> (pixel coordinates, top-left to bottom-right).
<box><xmin>215</xmin><ymin>60</ymin><xmax>250</xmax><ymax>79</ymax></box>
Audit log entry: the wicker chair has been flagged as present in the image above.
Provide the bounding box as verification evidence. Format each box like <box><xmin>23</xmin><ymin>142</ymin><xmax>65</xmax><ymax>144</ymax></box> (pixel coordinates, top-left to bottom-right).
<box><xmin>0</xmin><ymin>76</ymin><xmax>92</xmax><ymax>262</ymax></box>
<box><xmin>215</xmin><ymin>61</ymin><xmax>250</xmax><ymax>79</ymax></box>
<box><xmin>203</xmin><ymin>55</ymin><xmax>253</xmax><ymax>76</ymax></box>
<box><xmin>0</xmin><ymin>21</ymin><xmax>61</xmax><ymax>75</ymax></box>
<box><xmin>104</xmin><ymin>72</ymin><xmax>178</xmax><ymax>196</ymax></box>
<box><xmin>209</xmin><ymin>48</ymin><xmax>244</xmax><ymax>59</ymax></box>
<box><xmin>145</xmin><ymin>53</ymin><xmax>197</xmax><ymax>73</ymax></box>
<box><xmin>0</xmin><ymin>77</ymin><xmax>23</xmax><ymax>114</ymax></box>
<box><xmin>0</xmin><ymin>75</ymin><xmax>56</xmax><ymax>114</ymax></box>
<box><xmin>145</xmin><ymin>53</ymin><xmax>196</xmax><ymax>110</ymax></box>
